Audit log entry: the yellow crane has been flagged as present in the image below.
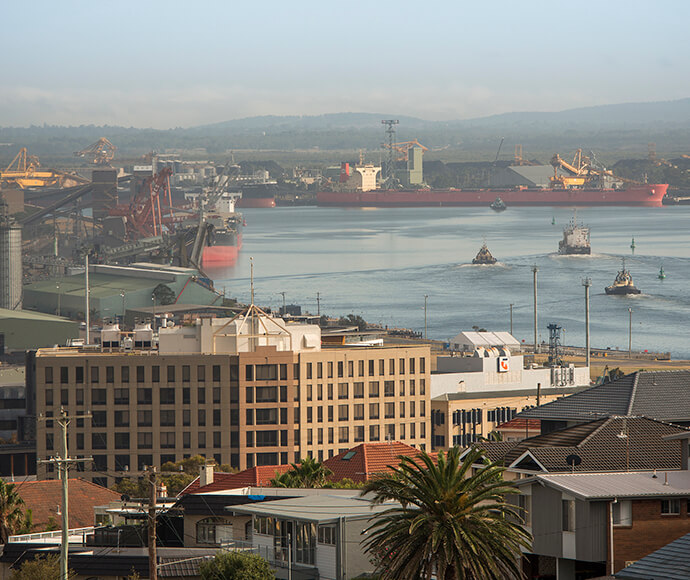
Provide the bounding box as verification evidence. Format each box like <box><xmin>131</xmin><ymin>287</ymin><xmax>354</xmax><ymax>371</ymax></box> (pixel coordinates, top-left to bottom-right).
<box><xmin>74</xmin><ymin>137</ymin><xmax>116</xmax><ymax>165</ymax></box>
<box><xmin>1</xmin><ymin>147</ymin><xmax>80</xmax><ymax>189</ymax></box>
<box><xmin>382</xmin><ymin>139</ymin><xmax>429</xmax><ymax>162</ymax></box>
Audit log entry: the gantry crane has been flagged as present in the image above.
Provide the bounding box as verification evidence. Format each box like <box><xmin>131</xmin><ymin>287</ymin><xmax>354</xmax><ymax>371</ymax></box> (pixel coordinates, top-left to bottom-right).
<box><xmin>550</xmin><ymin>149</ymin><xmax>644</xmax><ymax>188</ymax></box>
<box><xmin>1</xmin><ymin>147</ymin><xmax>88</xmax><ymax>189</ymax></box>
<box><xmin>382</xmin><ymin>139</ymin><xmax>429</xmax><ymax>162</ymax></box>
<box><xmin>74</xmin><ymin>138</ymin><xmax>117</xmax><ymax>166</ymax></box>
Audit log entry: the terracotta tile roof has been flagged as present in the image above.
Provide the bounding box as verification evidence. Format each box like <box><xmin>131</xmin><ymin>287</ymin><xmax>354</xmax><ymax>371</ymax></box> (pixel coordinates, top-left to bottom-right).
<box><xmin>495</xmin><ymin>417</ymin><xmax>541</xmax><ymax>433</ymax></box>
<box><xmin>14</xmin><ymin>478</ymin><xmax>120</xmax><ymax>530</ymax></box>
<box><xmin>324</xmin><ymin>442</ymin><xmax>427</xmax><ymax>483</ymax></box>
<box><xmin>180</xmin><ymin>465</ymin><xmax>291</xmax><ymax>496</ymax></box>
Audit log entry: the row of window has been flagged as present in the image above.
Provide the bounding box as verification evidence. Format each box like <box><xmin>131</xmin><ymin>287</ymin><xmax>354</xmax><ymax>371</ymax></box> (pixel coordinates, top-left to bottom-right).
<box><xmin>305</xmin><ymin>379</ymin><xmax>426</xmax><ymax>401</ymax></box>
<box><xmin>305</xmin><ymin>357</ymin><xmax>425</xmax><ymax>380</ymax></box>
<box><xmin>305</xmin><ymin>422</ymin><xmax>426</xmax><ymax>445</ymax></box>
<box><xmin>45</xmin><ymin>364</ymin><xmax>224</xmax><ymax>385</ymax></box>
<box><xmin>45</xmin><ymin>386</ymin><xmax>228</xmax><ymax>407</ymax></box>
<box><xmin>305</xmin><ymin>401</ymin><xmax>426</xmax><ymax>423</ymax></box>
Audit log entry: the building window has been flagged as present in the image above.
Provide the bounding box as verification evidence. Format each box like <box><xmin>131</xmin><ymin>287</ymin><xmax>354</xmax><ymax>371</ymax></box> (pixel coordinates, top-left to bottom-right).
<box><xmin>114</xmin><ymin>433</ymin><xmax>130</xmax><ymax>449</ymax></box>
<box><xmin>256</xmin><ymin>386</ymin><xmax>277</xmax><ymax>403</ymax></box>
<box><xmin>183</xmin><ymin>409</ymin><xmax>191</xmax><ymax>426</ymax></box>
<box><xmin>339</xmin><ymin>427</ymin><xmax>349</xmax><ymax>443</ymax></box>
<box><xmin>198</xmin><ymin>388</ymin><xmax>206</xmax><ymax>404</ymax></box>
<box><xmin>60</xmin><ymin>367</ymin><xmax>69</xmax><ymax>384</ymax></box>
<box><xmin>45</xmin><ymin>433</ymin><xmax>54</xmax><ymax>451</ymax></box>
<box><xmin>369</xmin><ymin>381</ymin><xmax>379</xmax><ymax>397</ymax></box>
<box><xmin>348</xmin><ymin>361</ymin><xmax>354</xmax><ymax>378</ymax></box>
<box><xmin>45</xmin><ymin>367</ymin><xmax>54</xmax><ymax>384</ymax></box>
<box><xmin>137</xmin><ymin>366</ymin><xmax>145</xmax><ymax>383</ymax></box>
<box><xmin>90</xmin><ymin>367</ymin><xmax>99</xmax><ymax>383</ymax></box>
<box><xmin>160</xmin><ymin>410</ymin><xmax>176</xmax><ymax>426</ymax></box>
<box><xmin>114</xmin><ymin>411</ymin><xmax>129</xmax><ymax>427</ymax></box>
<box><xmin>61</xmin><ymin>389</ymin><xmax>69</xmax><ymax>405</ymax></box>
<box><xmin>198</xmin><ymin>432</ymin><xmax>206</xmax><ymax>448</ymax></box>
<box><xmin>198</xmin><ymin>409</ymin><xmax>206</xmax><ymax>426</ymax></box>
<box><xmin>114</xmin><ymin>388</ymin><xmax>129</xmax><ymax>405</ymax></box>
<box><xmin>138</xmin><ymin>410</ymin><xmax>152</xmax><ymax>427</ymax></box>
<box><xmin>338</xmin><ymin>405</ymin><xmax>349</xmax><ymax>421</ymax></box>
<box><xmin>213</xmin><ymin>365</ymin><xmax>221</xmax><ymax>382</ymax></box>
<box><xmin>358</xmin><ymin>360</ymin><xmax>365</xmax><ymax>377</ymax></box>
<box><xmin>167</xmin><ymin>365</ymin><xmax>176</xmax><ymax>383</ymax></box>
<box><xmin>92</xmin><ymin>411</ymin><xmax>107</xmax><ymax>428</ymax></box>
<box><xmin>76</xmin><ymin>389</ymin><xmax>84</xmax><ymax>405</ymax></box>
<box><xmin>152</xmin><ymin>366</ymin><xmax>160</xmax><ymax>383</ymax></box>
<box><xmin>137</xmin><ymin>388</ymin><xmax>152</xmax><ymax>405</ymax></box>
<box><xmin>138</xmin><ymin>432</ymin><xmax>153</xmax><ymax>449</ymax></box>
<box><xmin>121</xmin><ymin>366</ymin><xmax>130</xmax><ymax>383</ymax></box>
<box><xmin>197</xmin><ymin>517</ymin><xmax>233</xmax><ymax>545</ymax></box>
<box><xmin>327</xmin><ymin>362</ymin><xmax>333</xmax><ymax>378</ymax></box>
<box><xmin>160</xmin><ymin>389</ymin><xmax>175</xmax><ymax>405</ymax></box>
<box><xmin>256</xmin><ymin>409</ymin><xmax>278</xmax><ymax>425</ymax></box>
<box><xmin>399</xmin><ymin>401</ymin><xmax>406</xmax><ymax>418</ymax></box>
<box><xmin>318</xmin><ymin>525</ymin><xmax>336</xmax><ymax>545</ymax></box>
<box><xmin>337</xmin><ymin>361</ymin><xmax>344</xmax><ymax>378</ymax></box>
<box><xmin>369</xmin><ymin>403</ymin><xmax>380</xmax><ymax>420</ymax></box>
<box><xmin>213</xmin><ymin>387</ymin><xmax>220</xmax><ymax>404</ymax></box>
<box><xmin>338</xmin><ymin>383</ymin><xmax>348</xmax><ymax>399</ymax></box>
<box><xmin>385</xmin><ymin>424</ymin><xmax>395</xmax><ymax>440</ymax></box>
<box><xmin>92</xmin><ymin>433</ymin><xmax>107</xmax><ymax>449</ymax></box>
<box><xmin>612</xmin><ymin>500</ymin><xmax>631</xmax><ymax>526</ymax></box>
<box><xmin>354</xmin><ymin>404</ymin><xmax>364</xmax><ymax>421</ymax></box>
<box><xmin>92</xmin><ymin>389</ymin><xmax>107</xmax><ymax>405</ymax></box>
<box><xmin>661</xmin><ymin>499</ymin><xmax>681</xmax><ymax>515</ymax></box>
<box><xmin>106</xmin><ymin>366</ymin><xmax>114</xmax><ymax>383</ymax></box>
<box><xmin>370</xmin><ymin>425</ymin><xmax>380</xmax><ymax>441</ymax></box>
<box><xmin>75</xmin><ymin>367</ymin><xmax>84</xmax><ymax>384</ymax></box>
<box><xmin>385</xmin><ymin>402</ymin><xmax>395</xmax><ymax>419</ymax></box>
<box><xmin>517</xmin><ymin>494</ymin><xmax>531</xmax><ymax>526</ymax></box>
<box><xmin>161</xmin><ymin>432</ymin><xmax>175</xmax><ymax>449</ymax></box>
<box><xmin>256</xmin><ymin>364</ymin><xmax>277</xmax><ymax>380</ymax></box>
<box><xmin>328</xmin><ymin>406</ymin><xmax>333</xmax><ymax>422</ymax></box>
<box><xmin>257</xmin><ymin>431</ymin><xmax>278</xmax><ymax>447</ymax></box>
<box><xmin>213</xmin><ymin>409</ymin><xmax>221</xmax><ymax>427</ymax></box>
<box><xmin>354</xmin><ymin>425</ymin><xmax>365</xmax><ymax>442</ymax></box>
<box><xmin>562</xmin><ymin>499</ymin><xmax>576</xmax><ymax>531</ymax></box>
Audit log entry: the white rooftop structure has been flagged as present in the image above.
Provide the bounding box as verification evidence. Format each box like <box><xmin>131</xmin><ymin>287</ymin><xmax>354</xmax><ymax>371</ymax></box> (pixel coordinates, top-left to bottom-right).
<box><xmin>450</xmin><ymin>331</ymin><xmax>521</xmax><ymax>352</ymax></box>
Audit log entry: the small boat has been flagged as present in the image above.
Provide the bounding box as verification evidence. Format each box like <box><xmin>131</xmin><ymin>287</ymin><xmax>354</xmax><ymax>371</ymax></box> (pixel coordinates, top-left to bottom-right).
<box><xmin>558</xmin><ymin>211</ymin><xmax>590</xmax><ymax>255</ymax></box>
<box><xmin>605</xmin><ymin>259</ymin><xmax>641</xmax><ymax>295</ymax></box>
<box><xmin>472</xmin><ymin>243</ymin><xmax>498</xmax><ymax>265</ymax></box>
<box><xmin>658</xmin><ymin>265</ymin><xmax>666</xmax><ymax>280</ymax></box>
<box><xmin>490</xmin><ymin>197</ymin><xmax>506</xmax><ymax>211</ymax></box>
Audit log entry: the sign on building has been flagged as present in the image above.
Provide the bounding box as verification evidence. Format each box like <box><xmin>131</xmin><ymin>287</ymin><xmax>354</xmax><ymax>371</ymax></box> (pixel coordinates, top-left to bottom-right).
<box><xmin>497</xmin><ymin>356</ymin><xmax>509</xmax><ymax>373</ymax></box>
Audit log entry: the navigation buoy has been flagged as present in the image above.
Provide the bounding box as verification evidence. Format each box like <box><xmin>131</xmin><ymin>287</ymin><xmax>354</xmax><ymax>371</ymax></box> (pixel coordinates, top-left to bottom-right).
<box><xmin>658</xmin><ymin>265</ymin><xmax>666</xmax><ymax>280</ymax></box>
<box><xmin>552</xmin><ymin>216</ymin><xmax>556</xmax><ymax>225</ymax></box>
<box><xmin>630</xmin><ymin>237</ymin><xmax>636</xmax><ymax>253</ymax></box>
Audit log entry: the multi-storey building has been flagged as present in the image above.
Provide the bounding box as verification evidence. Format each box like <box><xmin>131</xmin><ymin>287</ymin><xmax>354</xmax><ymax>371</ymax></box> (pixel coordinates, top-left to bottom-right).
<box><xmin>28</xmin><ymin>312</ymin><xmax>430</xmax><ymax>486</ymax></box>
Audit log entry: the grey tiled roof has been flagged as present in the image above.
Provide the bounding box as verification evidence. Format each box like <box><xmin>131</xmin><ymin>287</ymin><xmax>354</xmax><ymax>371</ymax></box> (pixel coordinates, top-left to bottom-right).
<box><xmin>517</xmin><ymin>371</ymin><xmax>690</xmax><ymax>423</ymax></box>
<box><xmin>475</xmin><ymin>416</ymin><xmax>689</xmax><ymax>473</ymax></box>
<box><xmin>615</xmin><ymin>533</ymin><xmax>690</xmax><ymax>579</ymax></box>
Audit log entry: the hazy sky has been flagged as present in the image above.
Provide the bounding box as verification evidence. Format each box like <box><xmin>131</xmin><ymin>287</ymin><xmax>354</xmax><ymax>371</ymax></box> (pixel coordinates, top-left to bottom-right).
<box><xmin>2</xmin><ymin>0</ymin><xmax>688</xmax><ymax>128</ymax></box>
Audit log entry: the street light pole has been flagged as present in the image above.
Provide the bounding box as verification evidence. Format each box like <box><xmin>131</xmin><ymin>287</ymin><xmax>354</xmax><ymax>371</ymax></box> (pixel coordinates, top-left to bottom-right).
<box><xmin>120</xmin><ymin>290</ymin><xmax>126</xmax><ymax>325</ymax></box>
<box><xmin>424</xmin><ymin>294</ymin><xmax>429</xmax><ymax>340</ymax></box>
<box><xmin>583</xmin><ymin>278</ymin><xmax>591</xmax><ymax>370</ymax></box>
<box><xmin>628</xmin><ymin>307</ymin><xmax>633</xmax><ymax>359</ymax></box>
<box><xmin>152</xmin><ymin>293</ymin><xmax>156</xmax><ymax>333</ymax></box>
<box><xmin>532</xmin><ymin>265</ymin><xmax>538</xmax><ymax>354</ymax></box>
<box><xmin>509</xmin><ymin>303</ymin><xmax>513</xmax><ymax>336</ymax></box>
<box><xmin>56</xmin><ymin>282</ymin><xmax>61</xmax><ymax>317</ymax></box>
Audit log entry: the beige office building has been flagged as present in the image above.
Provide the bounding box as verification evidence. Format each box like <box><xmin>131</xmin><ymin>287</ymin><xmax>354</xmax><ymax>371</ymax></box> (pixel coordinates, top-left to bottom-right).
<box><xmin>29</xmin><ymin>313</ymin><xmax>430</xmax><ymax>486</ymax></box>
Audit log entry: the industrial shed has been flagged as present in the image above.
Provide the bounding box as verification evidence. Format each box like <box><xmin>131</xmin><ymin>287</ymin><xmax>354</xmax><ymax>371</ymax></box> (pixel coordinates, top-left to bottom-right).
<box><xmin>0</xmin><ymin>308</ymin><xmax>79</xmax><ymax>351</ymax></box>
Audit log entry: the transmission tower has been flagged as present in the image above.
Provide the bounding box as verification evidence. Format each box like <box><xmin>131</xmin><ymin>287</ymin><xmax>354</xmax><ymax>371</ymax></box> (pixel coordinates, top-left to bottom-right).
<box><xmin>547</xmin><ymin>323</ymin><xmax>563</xmax><ymax>367</ymax></box>
<box><xmin>381</xmin><ymin>119</ymin><xmax>399</xmax><ymax>187</ymax></box>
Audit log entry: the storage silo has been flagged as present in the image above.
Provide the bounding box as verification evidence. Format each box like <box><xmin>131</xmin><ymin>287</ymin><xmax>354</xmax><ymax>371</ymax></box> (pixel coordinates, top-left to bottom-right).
<box><xmin>0</xmin><ymin>201</ymin><xmax>22</xmax><ymax>310</ymax></box>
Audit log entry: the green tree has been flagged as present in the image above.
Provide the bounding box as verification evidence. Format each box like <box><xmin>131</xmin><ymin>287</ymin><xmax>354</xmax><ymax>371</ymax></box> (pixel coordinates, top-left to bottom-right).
<box><xmin>10</xmin><ymin>554</ymin><xmax>73</xmax><ymax>580</ymax></box>
<box><xmin>337</xmin><ymin>314</ymin><xmax>367</xmax><ymax>331</ymax></box>
<box><xmin>0</xmin><ymin>480</ymin><xmax>29</xmax><ymax>543</ymax></box>
<box><xmin>269</xmin><ymin>457</ymin><xmax>332</xmax><ymax>488</ymax></box>
<box><xmin>199</xmin><ymin>550</ymin><xmax>275</xmax><ymax>580</ymax></box>
<box><xmin>152</xmin><ymin>283</ymin><xmax>176</xmax><ymax>306</ymax></box>
<box><xmin>361</xmin><ymin>447</ymin><xmax>531</xmax><ymax>580</ymax></box>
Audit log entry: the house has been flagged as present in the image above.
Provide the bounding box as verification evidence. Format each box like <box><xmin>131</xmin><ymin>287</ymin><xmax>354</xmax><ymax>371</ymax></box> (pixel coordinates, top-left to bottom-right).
<box><xmin>472</xmin><ymin>416</ymin><xmax>689</xmax><ymax>478</ymax></box>
<box><xmin>517</xmin><ymin>371</ymin><xmax>690</xmax><ymax>434</ymax></box>
<box><xmin>514</xmin><ymin>470</ymin><xmax>690</xmax><ymax>579</ymax></box>
<box><xmin>323</xmin><ymin>441</ymin><xmax>426</xmax><ymax>483</ymax></box>
<box><xmin>15</xmin><ymin>478</ymin><xmax>121</xmax><ymax>531</ymax></box>
<box><xmin>614</xmin><ymin>531</ymin><xmax>690</xmax><ymax>579</ymax></box>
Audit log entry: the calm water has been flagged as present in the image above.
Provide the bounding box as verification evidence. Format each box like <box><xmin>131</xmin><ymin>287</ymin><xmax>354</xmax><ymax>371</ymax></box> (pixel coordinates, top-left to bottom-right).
<box><xmin>204</xmin><ymin>205</ymin><xmax>690</xmax><ymax>358</ymax></box>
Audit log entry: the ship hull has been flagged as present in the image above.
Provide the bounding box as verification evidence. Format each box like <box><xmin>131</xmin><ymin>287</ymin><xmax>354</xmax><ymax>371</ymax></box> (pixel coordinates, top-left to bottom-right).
<box><xmin>559</xmin><ymin>246</ymin><xmax>591</xmax><ymax>255</ymax></box>
<box><xmin>605</xmin><ymin>285</ymin><xmax>641</xmax><ymax>295</ymax></box>
<box><xmin>201</xmin><ymin>233</ymin><xmax>243</xmax><ymax>266</ymax></box>
<box><xmin>236</xmin><ymin>197</ymin><xmax>276</xmax><ymax>208</ymax></box>
<box><xmin>316</xmin><ymin>185</ymin><xmax>668</xmax><ymax>208</ymax></box>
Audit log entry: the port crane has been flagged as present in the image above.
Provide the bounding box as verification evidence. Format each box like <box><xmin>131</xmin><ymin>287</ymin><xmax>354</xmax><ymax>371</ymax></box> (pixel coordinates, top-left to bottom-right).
<box><xmin>382</xmin><ymin>139</ymin><xmax>429</xmax><ymax>162</ymax></box>
<box><xmin>74</xmin><ymin>138</ymin><xmax>117</xmax><ymax>166</ymax></box>
<box><xmin>1</xmin><ymin>147</ymin><xmax>88</xmax><ymax>189</ymax></box>
<box><xmin>550</xmin><ymin>149</ymin><xmax>644</xmax><ymax>188</ymax></box>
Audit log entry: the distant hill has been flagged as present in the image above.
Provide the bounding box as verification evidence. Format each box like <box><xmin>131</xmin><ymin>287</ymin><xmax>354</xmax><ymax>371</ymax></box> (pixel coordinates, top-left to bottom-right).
<box><xmin>2</xmin><ymin>98</ymin><xmax>690</xmax><ymax>161</ymax></box>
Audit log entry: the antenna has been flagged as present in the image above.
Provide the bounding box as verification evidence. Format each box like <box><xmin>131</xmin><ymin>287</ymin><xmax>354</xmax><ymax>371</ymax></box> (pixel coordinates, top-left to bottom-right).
<box><xmin>250</xmin><ymin>257</ymin><xmax>255</xmax><ymax>306</ymax></box>
<box><xmin>381</xmin><ymin>119</ymin><xmax>399</xmax><ymax>186</ymax></box>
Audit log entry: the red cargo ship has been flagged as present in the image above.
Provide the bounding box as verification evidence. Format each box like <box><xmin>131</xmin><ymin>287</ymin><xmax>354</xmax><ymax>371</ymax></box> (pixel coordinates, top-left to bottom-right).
<box><xmin>316</xmin><ymin>184</ymin><xmax>667</xmax><ymax>208</ymax></box>
<box><xmin>201</xmin><ymin>217</ymin><xmax>243</xmax><ymax>266</ymax></box>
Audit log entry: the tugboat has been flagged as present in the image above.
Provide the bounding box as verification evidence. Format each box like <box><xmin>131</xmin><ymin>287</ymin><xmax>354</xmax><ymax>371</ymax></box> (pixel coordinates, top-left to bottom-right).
<box><xmin>605</xmin><ymin>259</ymin><xmax>641</xmax><ymax>295</ymax></box>
<box><xmin>472</xmin><ymin>243</ymin><xmax>498</xmax><ymax>265</ymax></box>
<box><xmin>490</xmin><ymin>197</ymin><xmax>506</xmax><ymax>211</ymax></box>
<box><xmin>558</xmin><ymin>211</ymin><xmax>591</xmax><ymax>255</ymax></box>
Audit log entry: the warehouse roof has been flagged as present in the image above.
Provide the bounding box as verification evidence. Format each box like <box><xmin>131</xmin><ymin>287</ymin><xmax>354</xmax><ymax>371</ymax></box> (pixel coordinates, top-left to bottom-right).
<box><xmin>25</xmin><ymin>273</ymin><xmax>168</xmax><ymax>299</ymax></box>
<box><xmin>0</xmin><ymin>308</ymin><xmax>74</xmax><ymax>323</ymax></box>
<box><xmin>517</xmin><ymin>371</ymin><xmax>690</xmax><ymax>423</ymax></box>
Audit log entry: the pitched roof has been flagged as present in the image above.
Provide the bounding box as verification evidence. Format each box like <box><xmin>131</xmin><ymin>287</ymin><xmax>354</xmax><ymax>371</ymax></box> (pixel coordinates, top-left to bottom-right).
<box><xmin>615</xmin><ymin>532</ymin><xmax>690</xmax><ymax>579</ymax></box>
<box><xmin>14</xmin><ymin>478</ymin><xmax>121</xmax><ymax>530</ymax></box>
<box><xmin>179</xmin><ymin>465</ymin><xmax>291</xmax><ymax>496</ymax></box>
<box><xmin>517</xmin><ymin>371</ymin><xmax>690</xmax><ymax>423</ymax></box>
<box><xmin>324</xmin><ymin>442</ymin><xmax>426</xmax><ymax>483</ymax></box>
<box><xmin>475</xmin><ymin>416</ymin><xmax>689</xmax><ymax>473</ymax></box>
<box><xmin>516</xmin><ymin>470</ymin><xmax>690</xmax><ymax>500</ymax></box>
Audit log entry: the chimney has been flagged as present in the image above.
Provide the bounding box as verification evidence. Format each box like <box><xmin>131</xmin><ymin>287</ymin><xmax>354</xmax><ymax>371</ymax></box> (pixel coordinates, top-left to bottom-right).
<box><xmin>200</xmin><ymin>463</ymin><xmax>214</xmax><ymax>487</ymax></box>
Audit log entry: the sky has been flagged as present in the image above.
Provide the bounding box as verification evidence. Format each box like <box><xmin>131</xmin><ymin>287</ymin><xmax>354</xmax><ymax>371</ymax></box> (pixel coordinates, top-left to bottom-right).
<box><xmin>1</xmin><ymin>0</ymin><xmax>688</xmax><ymax>128</ymax></box>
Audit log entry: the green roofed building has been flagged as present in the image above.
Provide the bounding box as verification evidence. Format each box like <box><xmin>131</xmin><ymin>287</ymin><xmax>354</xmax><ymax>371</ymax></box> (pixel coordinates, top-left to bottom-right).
<box><xmin>23</xmin><ymin>262</ymin><xmax>221</xmax><ymax>320</ymax></box>
<box><xmin>0</xmin><ymin>308</ymin><xmax>79</xmax><ymax>352</ymax></box>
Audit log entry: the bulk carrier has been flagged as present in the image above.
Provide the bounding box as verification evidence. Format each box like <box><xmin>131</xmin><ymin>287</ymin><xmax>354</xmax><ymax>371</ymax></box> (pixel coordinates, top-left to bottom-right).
<box><xmin>316</xmin><ymin>144</ymin><xmax>667</xmax><ymax>207</ymax></box>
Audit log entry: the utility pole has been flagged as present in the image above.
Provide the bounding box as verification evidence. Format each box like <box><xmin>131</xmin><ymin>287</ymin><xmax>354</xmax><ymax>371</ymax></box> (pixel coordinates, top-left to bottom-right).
<box><xmin>628</xmin><ymin>307</ymin><xmax>633</xmax><ymax>359</ymax></box>
<box><xmin>424</xmin><ymin>294</ymin><xmax>429</xmax><ymax>340</ymax></box>
<box><xmin>38</xmin><ymin>409</ymin><xmax>92</xmax><ymax>580</ymax></box>
<box><xmin>316</xmin><ymin>292</ymin><xmax>321</xmax><ymax>317</ymax></box>
<box><xmin>151</xmin><ymin>293</ymin><xmax>156</xmax><ymax>333</ymax></box>
<box><xmin>532</xmin><ymin>265</ymin><xmax>539</xmax><ymax>354</ymax></box>
<box><xmin>509</xmin><ymin>303</ymin><xmax>513</xmax><ymax>336</ymax></box>
<box><xmin>583</xmin><ymin>278</ymin><xmax>591</xmax><ymax>370</ymax></box>
<box><xmin>148</xmin><ymin>467</ymin><xmax>158</xmax><ymax>580</ymax></box>
<box><xmin>85</xmin><ymin>253</ymin><xmax>90</xmax><ymax>344</ymax></box>
<box><xmin>56</xmin><ymin>282</ymin><xmax>61</xmax><ymax>317</ymax></box>
<box><xmin>120</xmin><ymin>290</ymin><xmax>126</xmax><ymax>324</ymax></box>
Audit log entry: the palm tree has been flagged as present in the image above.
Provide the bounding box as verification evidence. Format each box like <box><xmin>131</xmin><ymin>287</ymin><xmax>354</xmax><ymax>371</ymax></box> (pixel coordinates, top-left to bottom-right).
<box><xmin>269</xmin><ymin>457</ymin><xmax>332</xmax><ymax>488</ymax></box>
<box><xmin>0</xmin><ymin>480</ymin><xmax>28</xmax><ymax>543</ymax></box>
<box><xmin>361</xmin><ymin>447</ymin><xmax>531</xmax><ymax>580</ymax></box>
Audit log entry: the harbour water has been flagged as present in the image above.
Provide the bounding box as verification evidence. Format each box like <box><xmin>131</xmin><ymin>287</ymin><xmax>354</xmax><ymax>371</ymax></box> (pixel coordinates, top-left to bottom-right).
<box><xmin>206</xmin><ymin>205</ymin><xmax>690</xmax><ymax>358</ymax></box>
